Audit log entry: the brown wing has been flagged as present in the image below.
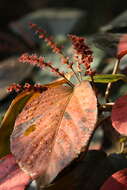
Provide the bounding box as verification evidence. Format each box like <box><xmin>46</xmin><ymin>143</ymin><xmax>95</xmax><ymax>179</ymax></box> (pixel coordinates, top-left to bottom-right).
<box><xmin>11</xmin><ymin>81</ymin><xmax>97</xmax><ymax>186</ymax></box>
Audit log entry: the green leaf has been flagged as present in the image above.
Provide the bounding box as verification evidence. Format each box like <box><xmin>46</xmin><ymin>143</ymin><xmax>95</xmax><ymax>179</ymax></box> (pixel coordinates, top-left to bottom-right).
<box><xmin>83</xmin><ymin>74</ymin><xmax>127</xmax><ymax>83</ymax></box>
<box><xmin>0</xmin><ymin>90</ymin><xmax>35</xmax><ymax>158</ymax></box>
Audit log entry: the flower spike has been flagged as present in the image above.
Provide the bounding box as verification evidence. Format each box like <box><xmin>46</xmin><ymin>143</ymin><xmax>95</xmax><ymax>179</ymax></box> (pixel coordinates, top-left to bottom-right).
<box><xmin>29</xmin><ymin>23</ymin><xmax>81</xmax><ymax>82</ymax></box>
<box><xmin>19</xmin><ymin>53</ymin><xmax>74</xmax><ymax>88</ymax></box>
<box><xmin>29</xmin><ymin>23</ymin><xmax>62</xmax><ymax>54</ymax></box>
<box><xmin>68</xmin><ymin>34</ymin><xmax>95</xmax><ymax>76</ymax></box>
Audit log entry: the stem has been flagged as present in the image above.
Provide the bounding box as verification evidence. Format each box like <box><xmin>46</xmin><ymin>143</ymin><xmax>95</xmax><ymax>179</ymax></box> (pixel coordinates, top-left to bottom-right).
<box><xmin>47</xmin><ymin>63</ymin><xmax>74</xmax><ymax>88</ymax></box>
<box><xmin>90</xmin><ymin>75</ymin><xmax>95</xmax><ymax>88</ymax></box>
<box><xmin>76</xmin><ymin>63</ymin><xmax>82</xmax><ymax>81</ymax></box>
<box><xmin>64</xmin><ymin>77</ymin><xmax>74</xmax><ymax>88</ymax></box>
<box><xmin>79</xmin><ymin>71</ymin><xmax>83</xmax><ymax>81</ymax></box>
<box><xmin>71</xmin><ymin>66</ymin><xmax>81</xmax><ymax>83</ymax></box>
<box><xmin>99</xmin><ymin>102</ymin><xmax>114</xmax><ymax>111</ymax></box>
<box><xmin>90</xmin><ymin>75</ymin><xmax>97</xmax><ymax>97</ymax></box>
<box><xmin>60</xmin><ymin>53</ymin><xmax>81</xmax><ymax>84</ymax></box>
<box><xmin>90</xmin><ymin>74</ymin><xmax>101</xmax><ymax>107</ymax></box>
<box><xmin>105</xmin><ymin>58</ymin><xmax>120</xmax><ymax>102</ymax></box>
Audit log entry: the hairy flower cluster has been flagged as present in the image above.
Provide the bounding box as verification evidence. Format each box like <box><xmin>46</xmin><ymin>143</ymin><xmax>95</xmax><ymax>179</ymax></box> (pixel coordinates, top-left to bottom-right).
<box><xmin>30</xmin><ymin>23</ymin><xmax>62</xmax><ymax>54</ymax></box>
<box><xmin>7</xmin><ymin>83</ymin><xmax>47</xmax><ymax>93</ymax></box>
<box><xmin>30</xmin><ymin>23</ymin><xmax>72</xmax><ymax>68</ymax></box>
<box><xmin>19</xmin><ymin>52</ymin><xmax>74</xmax><ymax>87</ymax></box>
<box><xmin>16</xmin><ymin>24</ymin><xmax>96</xmax><ymax>91</ymax></box>
<box><xmin>7</xmin><ymin>84</ymin><xmax>22</xmax><ymax>92</ymax></box>
<box><xmin>68</xmin><ymin>34</ymin><xmax>94</xmax><ymax>75</ymax></box>
<box><xmin>19</xmin><ymin>53</ymin><xmax>65</xmax><ymax>77</ymax></box>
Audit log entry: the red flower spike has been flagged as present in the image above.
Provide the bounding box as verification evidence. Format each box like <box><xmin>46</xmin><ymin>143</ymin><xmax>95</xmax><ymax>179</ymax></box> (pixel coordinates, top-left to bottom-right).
<box><xmin>30</xmin><ymin>23</ymin><xmax>75</xmax><ymax>72</ymax></box>
<box><xmin>19</xmin><ymin>53</ymin><xmax>63</xmax><ymax>76</ymax></box>
<box><xmin>29</xmin><ymin>23</ymin><xmax>62</xmax><ymax>54</ymax></box>
<box><xmin>7</xmin><ymin>84</ymin><xmax>22</xmax><ymax>93</ymax></box>
<box><xmin>8</xmin><ymin>82</ymin><xmax>49</xmax><ymax>94</ymax></box>
<box><xmin>19</xmin><ymin>53</ymin><xmax>73</xmax><ymax>87</ymax></box>
<box><xmin>68</xmin><ymin>34</ymin><xmax>94</xmax><ymax>76</ymax></box>
<box><xmin>23</xmin><ymin>83</ymin><xmax>32</xmax><ymax>90</ymax></box>
<box><xmin>19</xmin><ymin>24</ymin><xmax>96</xmax><ymax>88</ymax></box>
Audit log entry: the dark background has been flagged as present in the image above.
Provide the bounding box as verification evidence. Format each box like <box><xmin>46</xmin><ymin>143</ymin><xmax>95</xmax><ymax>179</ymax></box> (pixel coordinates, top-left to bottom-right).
<box><xmin>1</xmin><ymin>0</ymin><xmax>127</xmax><ymax>33</ymax></box>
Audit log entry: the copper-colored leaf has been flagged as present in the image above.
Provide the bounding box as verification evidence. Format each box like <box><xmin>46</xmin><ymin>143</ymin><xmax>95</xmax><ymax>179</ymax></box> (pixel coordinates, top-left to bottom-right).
<box><xmin>117</xmin><ymin>34</ymin><xmax>127</xmax><ymax>58</ymax></box>
<box><xmin>100</xmin><ymin>168</ymin><xmax>127</xmax><ymax>190</ymax></box>
<box><xmin>111</xmin><ymin>95</ymin><xmax>127</xmax><ymax>135</ymax></box>
<box><xmin>0</xmin><ymin>74</ymin><xmax>72</xmax><ymax>158</ymax></box>
<box><xmin>11</xmin><ymin>81</ymin><xmax>97</xmax><ymax>186</ymax></box>
<box><xmin>43</xmin><ymin>72</ymin><xmax>73</xmax><ymax>88</ymax></box>
<box><xmin>0</xmin><ymin>154</ymin><xmax>31</xmax><ymax>190</ymax></box>
<box><xmin>117</xmin><ymin>50</ymin><xmax>127</xmax><ymax>60</ymax></box>
<box><xmin>0</xmin><ymin>90</ymin><xmax>38</xmax><ymax>157</ymax></box>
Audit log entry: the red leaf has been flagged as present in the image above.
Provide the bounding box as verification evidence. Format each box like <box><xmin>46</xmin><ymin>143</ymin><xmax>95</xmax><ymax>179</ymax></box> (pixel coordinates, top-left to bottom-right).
<box><xmin>11</xmin><ymin>81</ymin><xmax>97</xmax><ymax>186</ymax></box>
<box><xmin>117</xmin><ymin>50</ymin><xmax>127</xmax><ymax>60</ymax></box>
<box><xmin>100</xmin><ymin>168</ymin><xmax>127</xmax><ymax>190</ymax></box>
<box><xmin>111</xmin><ymin>95</ymin><xmax>127</xmax><ymax>135</ymax></box>
<box><xmin>0</xmin><ymin>154</ymin><xmax>31</xmax><ymax>190</ymax></box>
<box><xmin>117</xmin><ymin>34</ymin><xmax>127</xmax><ymax>57</ymax></box>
